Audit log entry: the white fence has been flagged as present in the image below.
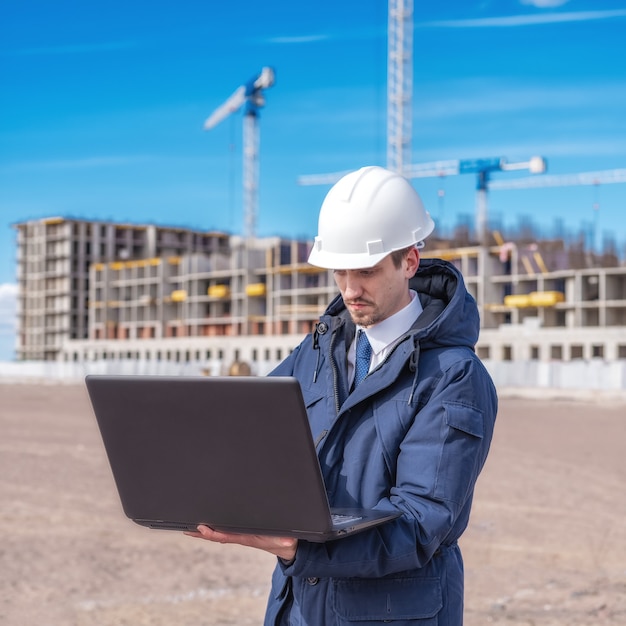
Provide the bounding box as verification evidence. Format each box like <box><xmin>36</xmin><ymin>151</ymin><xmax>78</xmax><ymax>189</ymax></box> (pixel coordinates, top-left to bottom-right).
<box><xmin>2</xmin><ymin>359</ymin><xmax>626</xmax><ymax>397</ymax></box>
<box><xmin>0</xmin><ymin>359</ymin><xmax>225</xmax><ymax>383</ymax></box>
<box><xmin>482</xmin><ymin>359</ymin><xmax>626</xmax><ymax>396</ymax></box>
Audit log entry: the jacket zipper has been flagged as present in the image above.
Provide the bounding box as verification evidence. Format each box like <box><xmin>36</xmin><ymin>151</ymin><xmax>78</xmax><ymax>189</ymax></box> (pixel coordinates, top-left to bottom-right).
<box><xmin>328</xmin><ymin>329</ymin><xmax>342</xmax><ymax>414</ymax></box>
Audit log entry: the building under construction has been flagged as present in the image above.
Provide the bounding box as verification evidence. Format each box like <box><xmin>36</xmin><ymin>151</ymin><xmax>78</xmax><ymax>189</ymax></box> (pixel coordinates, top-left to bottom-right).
<box><xmin>13</xmin><ymin>216</ymin><xmax>626</xmax><ymax>376</ymax></box>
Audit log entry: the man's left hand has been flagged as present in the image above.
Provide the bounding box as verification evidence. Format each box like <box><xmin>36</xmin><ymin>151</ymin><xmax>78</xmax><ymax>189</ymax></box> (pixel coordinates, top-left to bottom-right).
<box><xmin>185</xmin><ymin>525</ymin><xmax>298</xmax><ymax>562</ymax></box>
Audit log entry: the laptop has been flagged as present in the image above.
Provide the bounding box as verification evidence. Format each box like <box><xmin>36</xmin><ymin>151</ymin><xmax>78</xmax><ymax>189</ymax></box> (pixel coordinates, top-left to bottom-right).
<box><xmin>85</xmin><ymin>375</ymin><xmax>400</xmax><ymax>542</ymax></box>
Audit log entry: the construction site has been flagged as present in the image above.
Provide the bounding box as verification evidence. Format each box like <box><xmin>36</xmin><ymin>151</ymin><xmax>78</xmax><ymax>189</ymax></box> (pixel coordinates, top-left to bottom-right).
<box><xmin>4</xmin><ymin>1</ymin><xmax>626</xmax><ymax>393</ymax></box>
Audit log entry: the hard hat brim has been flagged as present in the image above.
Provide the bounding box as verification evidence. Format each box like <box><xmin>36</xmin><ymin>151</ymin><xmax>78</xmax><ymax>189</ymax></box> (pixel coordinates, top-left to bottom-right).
<box><xmin>307</xmin><ymin>247</ymin><xmax>391</xmax><ymax>270</ymax></box>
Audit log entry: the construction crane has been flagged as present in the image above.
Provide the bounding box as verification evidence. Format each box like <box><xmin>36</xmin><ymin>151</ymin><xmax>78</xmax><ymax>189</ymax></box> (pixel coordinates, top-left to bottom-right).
<box><xmin>388</xmin><ymin>0</ymin><xmax>413</xmax><ymax>175</ymax></box>
<box><xmin>204</xmin><ymin>66</ymin><xmax>275</xmax><ymax>239</ymax></box>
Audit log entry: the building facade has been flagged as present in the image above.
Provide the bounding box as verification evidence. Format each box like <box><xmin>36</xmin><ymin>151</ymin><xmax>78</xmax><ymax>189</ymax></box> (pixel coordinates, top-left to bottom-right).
<box><xmin>13</xmin><ymin>217</ymin><xmax>626</xmax><ymax>371</ymax></box>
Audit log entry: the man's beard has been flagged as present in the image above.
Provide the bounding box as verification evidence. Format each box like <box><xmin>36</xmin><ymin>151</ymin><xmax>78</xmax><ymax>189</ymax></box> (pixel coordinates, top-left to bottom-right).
<box><xmin>346</xmin><ymin>303</ymin><xmax>379</xmax><ymax>328</ymax></box>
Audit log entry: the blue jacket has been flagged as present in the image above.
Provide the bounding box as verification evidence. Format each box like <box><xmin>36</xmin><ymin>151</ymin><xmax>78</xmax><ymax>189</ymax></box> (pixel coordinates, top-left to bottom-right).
<box><xmin>266</xmin><ymin>258</ymin><xmax>498</xmax><ymax>625</ymax></box>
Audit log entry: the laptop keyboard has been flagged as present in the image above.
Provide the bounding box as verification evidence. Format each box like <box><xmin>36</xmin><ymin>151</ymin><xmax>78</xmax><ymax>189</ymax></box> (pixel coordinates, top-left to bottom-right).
<box><xmin>331</xmin><ymin>513</ymin><xmax>363</xmax><ymax>526</ymax></box>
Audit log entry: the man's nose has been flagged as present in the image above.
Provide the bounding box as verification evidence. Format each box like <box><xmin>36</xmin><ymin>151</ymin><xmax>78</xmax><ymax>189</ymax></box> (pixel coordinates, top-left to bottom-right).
<box><xmin>343</xmin><ymin>274</ymin><xmax>363</xmax><ymax>298</ymax></box>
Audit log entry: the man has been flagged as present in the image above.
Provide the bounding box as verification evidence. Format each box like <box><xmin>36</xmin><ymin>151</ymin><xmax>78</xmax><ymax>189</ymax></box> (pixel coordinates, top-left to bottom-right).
<box><xmin>187</xmin><ymin>166</ymin><xmax>498</xmax><ymax>625</ymax></box>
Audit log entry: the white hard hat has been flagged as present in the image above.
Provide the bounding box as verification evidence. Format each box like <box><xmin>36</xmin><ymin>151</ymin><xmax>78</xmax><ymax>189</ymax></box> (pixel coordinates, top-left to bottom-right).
<box><xmin>308</xmin><ymin>166</ymin><xmax>435</xmax><ymax>269</ymax></box>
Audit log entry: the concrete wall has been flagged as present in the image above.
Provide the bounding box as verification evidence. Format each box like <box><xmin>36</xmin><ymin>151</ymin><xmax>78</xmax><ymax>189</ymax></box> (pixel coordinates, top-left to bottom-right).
<box><xmin>2</xmin><ymin>358</ymin><xmax>626</xmax><ymax>395</ymax></box>
<box><xmin>482</xmin><ymin>359</ymin><xmax>626</xmax><ymax>393</ymax></box>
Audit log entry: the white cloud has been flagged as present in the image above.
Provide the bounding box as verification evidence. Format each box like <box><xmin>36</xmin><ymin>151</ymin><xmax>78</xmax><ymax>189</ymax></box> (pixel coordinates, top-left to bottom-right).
<box><xmin>266</xmin><ymin>34</ymin><xmax>330</xmax><ymax>44</ymax></box>
<box><xmin>520</xmin><ymin>0</ymin><xmax>570</xmax><ymax>7</ymax></box>
<box><xmin>421</xmin><ymin>9</ymin><xmax>626</xmax><ymax>28</ymax></box>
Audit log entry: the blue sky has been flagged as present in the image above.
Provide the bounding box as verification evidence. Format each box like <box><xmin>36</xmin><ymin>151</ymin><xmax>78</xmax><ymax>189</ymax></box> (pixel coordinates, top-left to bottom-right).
<box><xmin>1</xmin><ymin>0</ymin><xmax>626</xmax><ymax>360</ymax></box>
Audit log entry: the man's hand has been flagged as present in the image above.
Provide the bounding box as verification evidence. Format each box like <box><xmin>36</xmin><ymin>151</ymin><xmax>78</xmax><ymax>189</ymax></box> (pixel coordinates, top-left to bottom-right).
<box><xmin>185</xmin><ymin>525</ymin><xmax>298</xmax><ymax>562</ymax></box>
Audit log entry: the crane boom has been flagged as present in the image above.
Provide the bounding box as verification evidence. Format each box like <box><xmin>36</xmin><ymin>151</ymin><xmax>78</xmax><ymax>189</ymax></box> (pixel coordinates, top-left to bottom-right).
<box><xmin>203</xmin><ymin>86</ymin><xmax>246</xmax><ymax>130</ymax></box>
<box><xmin>297</xmin><ymin>160</ymin><xmax>460</xmax><ymax>187</ymax></box>
<box><xmin>488</xmin><ymin>168</ymin><xmax>626</xmax><ymax>190</ymax></box>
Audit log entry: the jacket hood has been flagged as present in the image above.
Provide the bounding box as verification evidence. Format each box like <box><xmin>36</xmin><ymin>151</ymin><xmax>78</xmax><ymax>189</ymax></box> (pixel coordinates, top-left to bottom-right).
<box><xmin>322</xmin><ymin>258</ymin><xmax>480</xmax><ymax>351</ymax></box>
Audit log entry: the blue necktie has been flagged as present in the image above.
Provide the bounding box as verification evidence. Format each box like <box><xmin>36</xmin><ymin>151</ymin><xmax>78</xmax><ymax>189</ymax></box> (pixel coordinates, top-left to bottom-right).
<box><xmin>353</xmin><ymin>330</ymin><xmax>372</xmax><ymax>389</ymax></box>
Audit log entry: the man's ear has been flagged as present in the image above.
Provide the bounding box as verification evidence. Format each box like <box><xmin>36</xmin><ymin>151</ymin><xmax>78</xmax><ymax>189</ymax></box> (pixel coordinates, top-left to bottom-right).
<box><xmin>406</xmin><ymin>247</ymin><xmax>420</xmax><ymax>278</ymax></box>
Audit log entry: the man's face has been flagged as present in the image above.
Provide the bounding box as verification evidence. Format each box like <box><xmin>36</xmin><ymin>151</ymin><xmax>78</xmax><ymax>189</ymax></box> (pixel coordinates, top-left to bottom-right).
<box><xmin>333</xmin><ymin>248</ymin><xmax>419</xmax><ymax>328</ymax></box>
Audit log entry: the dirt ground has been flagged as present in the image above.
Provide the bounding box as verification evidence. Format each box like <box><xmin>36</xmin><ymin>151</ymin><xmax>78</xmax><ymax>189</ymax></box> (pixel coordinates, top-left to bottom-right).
<box><xmin>0</xmin><ymin>382</ymin><xmax>624</xmax><ymax>626</ymax></box>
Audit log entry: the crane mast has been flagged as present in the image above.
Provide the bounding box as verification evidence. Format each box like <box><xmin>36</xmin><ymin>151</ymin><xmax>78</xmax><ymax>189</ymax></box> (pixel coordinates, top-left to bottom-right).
<box><xmin>387</xmin><ymin>0</ymin><xmax>413</xmax><ymax>175</ymax></box>
<box><xmin>242</xmin><ymin>112</ymin><xmax>259</xmax><ymax>240</ymax></box>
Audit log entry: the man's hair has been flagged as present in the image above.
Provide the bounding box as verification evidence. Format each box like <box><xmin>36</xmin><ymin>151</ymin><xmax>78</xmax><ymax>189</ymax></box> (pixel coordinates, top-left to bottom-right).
<box><xmin>389</xmin><ymin>245</ymin><xmax>418</xmax><ymax>269</ymax></box>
